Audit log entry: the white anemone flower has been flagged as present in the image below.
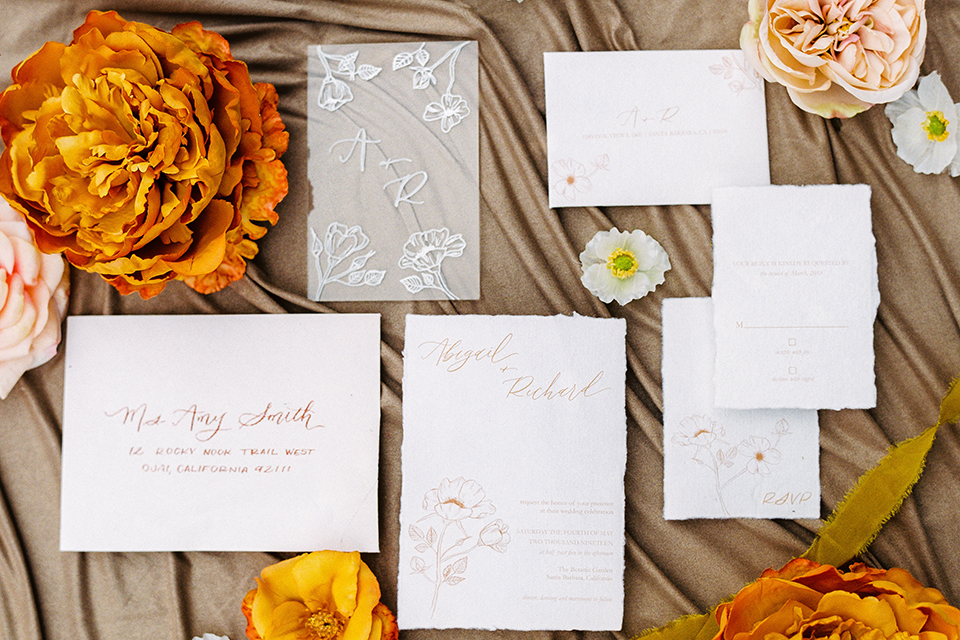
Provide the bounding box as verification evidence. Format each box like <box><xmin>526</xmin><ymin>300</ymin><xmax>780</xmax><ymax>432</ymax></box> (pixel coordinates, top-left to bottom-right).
<box><xmin>579</xmin><ymin>228</ymin><xmax>670</xmax><ymax>305</ymax></box>
<box><xmin>885</xmin><ymin>73</ymin><xmax>960</xmax><ymax>177</ymax></box>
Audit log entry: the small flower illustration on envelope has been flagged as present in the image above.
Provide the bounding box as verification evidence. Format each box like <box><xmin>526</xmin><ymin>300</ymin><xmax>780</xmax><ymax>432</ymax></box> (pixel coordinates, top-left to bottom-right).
<box><xmin>552</xmin><ymin>155</ymin><xmax>609</xmax><ymax>202</ymax></box>
<box><xmin>410</xmin><ymin>477</ymin><xmax>510</xmax><ymax>615</ymax></box>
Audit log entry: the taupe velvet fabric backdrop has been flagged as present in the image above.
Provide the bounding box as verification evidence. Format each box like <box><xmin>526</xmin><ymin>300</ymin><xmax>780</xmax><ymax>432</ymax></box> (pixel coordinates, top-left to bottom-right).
<box><xmin>1</xmin><ymin>0</ymin><xmax>959</xmax><ymax>638</ymax></box>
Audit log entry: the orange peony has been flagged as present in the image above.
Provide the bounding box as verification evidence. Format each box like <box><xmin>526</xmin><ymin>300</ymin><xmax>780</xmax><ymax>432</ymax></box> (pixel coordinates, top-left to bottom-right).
<box><xmin>714</xmin><ymin>558</ymin><xmax>960</xmax><ymax>640</ymax></box>
<box><xmin>241</xmin><ymin>551</ymin><xmax>398</xmax><ymax>640</ymax></box>
<box><xmin>0</xmin><ymin>11</ymin><xmax>288</xmax><ymax>298</ymax></box>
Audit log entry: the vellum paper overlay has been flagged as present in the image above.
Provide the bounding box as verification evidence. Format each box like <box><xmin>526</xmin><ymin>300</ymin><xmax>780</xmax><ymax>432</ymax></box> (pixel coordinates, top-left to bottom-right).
<box><xmin>60</xmin><ymin>314</ymin><xmax>381</xmax><ymax>552</ymax></box>
<box><xmin>307</xmin><ymin>41</ymin><xmax>479</xmax><ymax>301</ymax></box>
<box><xmin>399</xmin><ymin>315</ymin><xmax>626</xmax><ymax>630</ymax></box>
<box><xmin>662</xmin><ymin>298</ymin><xmax>819</xmax><ymax>520</ymax></box>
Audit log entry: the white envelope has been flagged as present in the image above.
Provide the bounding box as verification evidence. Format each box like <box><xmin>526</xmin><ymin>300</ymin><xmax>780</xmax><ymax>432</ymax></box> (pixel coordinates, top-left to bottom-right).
<box><xmin>60</xmin><ymin>314</ymin><xmax>382</xmax><ymax>552</ymax></box>
<box><xmin>662</xmin><ymin>298</ymin><xmax>820</xmax><ymax>519</ymax></box>
<box><xmin>712</xmin><ymin>185</ymin><xmax>880</xmax><ymax>409</ymax></box>
<box><xmin>398</xmin><ymin>314</ymin><xmax>626</xmax><ymax>630</ymax></box>
<box><xmin>544</xmin><ymin>50</ymin><xmax>769</xmax><ymax>207</ymax></box>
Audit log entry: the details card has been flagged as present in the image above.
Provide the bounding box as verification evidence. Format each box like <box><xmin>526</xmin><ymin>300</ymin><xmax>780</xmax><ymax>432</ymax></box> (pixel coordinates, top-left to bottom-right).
<box><xmin>663</xmin><ymin>298</ymin><xmax>819</xmax><ymax>519</ymax></box>
<box><xmin>307</xmin><ymin>41</ymin><xmax>479</xmax><ymax>301</ymax></box>
<box><xmin>60</xmin><ymin>314</ymin><xmax>382</xmax><ymax>552</ymax></box>
<box><xmin>712</xmin><ymin>185</ymin><xmax>879</xmax><ymax>410</ymax></box>
<box><xmin>399</xmin><ymin>314</ymin><xmax>626</xmax><ymax>630</ymax></box>
<box><xmin>544</xmin><ymin>50</ymin><xmax>769</xmax><ymax>207</ymax></box>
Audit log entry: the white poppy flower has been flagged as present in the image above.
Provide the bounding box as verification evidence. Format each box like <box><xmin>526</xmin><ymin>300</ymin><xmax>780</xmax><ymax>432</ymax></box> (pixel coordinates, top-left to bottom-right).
<box><xmin>579</xmin><ymin>228</ymin><xmax>670</xmax><ymax>305</ymax></box>
<box><xmin>885</xmin><ymin>72</ymin><xmax>960</xmax><ymax>176</ymax></box>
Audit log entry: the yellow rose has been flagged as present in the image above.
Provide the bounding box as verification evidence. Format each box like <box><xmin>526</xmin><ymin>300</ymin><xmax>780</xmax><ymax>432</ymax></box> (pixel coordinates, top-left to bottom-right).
<box><xmin>0</xmin><ymin>11</ymin><xmax>288</xmax><ymax>298</ymax></box>
<box><xmin>741</xmin><ymin>0</ymin><xmax>926</xmax><ymax>118</ymax></box>
<box><xmin>714</xmin><ymin>559</ymin><xmax>960</xmax><ymax>640</ymax></box>
<box><xmin>241</xmin><ymin>551</ymin><xmax>398</xmax><ymax>640</ymax></box>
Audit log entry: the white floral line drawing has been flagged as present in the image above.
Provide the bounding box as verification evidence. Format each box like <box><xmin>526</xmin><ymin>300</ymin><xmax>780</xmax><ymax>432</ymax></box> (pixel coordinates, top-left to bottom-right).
<box><xmin>672</xmin><ymin>416</ymin><xmax>791</xmax><ymax>515</ymax></box>
<box><xmin>398</xmin><ymin>228</ymin><xmax>466</xmax><ymax>299</ymax></box>
<box><xmin>410</xmin><ymin>477</ymin><xmax>510</xmax><ymax>616</ymax></box>
<box><xmin>552</xmin><ymin>155</ymin><xmax>609</xmax><ymax>202</ymax></box>
<box><xmin>709</xmin><ymin>53</ymin><xmax>762</xmax><ymax>94</ymax></box>
<box><xmin>316</xmin><ymin>46</ymin><xmax>383</xmax><ymax>112</ymax></box>
<box><xmin>393</xmin><ymin>42</ymin><xmax>471</xmax><ymax>133</ymax></box>
<box><xmin>311</xmin><ymin>223</ymin><xmax>386</xmax><ymax>299</ymax></box>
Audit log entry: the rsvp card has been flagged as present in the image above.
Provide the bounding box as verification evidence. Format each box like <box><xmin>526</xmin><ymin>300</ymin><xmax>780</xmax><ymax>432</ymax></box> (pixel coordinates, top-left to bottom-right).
<box><xmin>544</xmin><ymin>50</ymin><xmax>769</xmax><ymax>207</ymax></box>
<box><xmin>399</xmin><ymin>315</ymin><xmax>626</xmax><ymax>630</ymax></box>
<box><xmin>712</xmin><ymin>185</ymin><xmax>879</xmax><ymax>409</ymax></box>
<box><xmin>60</xmin><ymin>314</ymin><xmax>382</xmax><ymax>552</ymax></box>
<box><xmin>663</xmin><ymin>298</ymin><xmax>819</xmax><ymax>519</ymax></box>
<box><xmin>307</xmin><ymin>42</ymin><xmax>479</xmax><ymax>301</ymax></box>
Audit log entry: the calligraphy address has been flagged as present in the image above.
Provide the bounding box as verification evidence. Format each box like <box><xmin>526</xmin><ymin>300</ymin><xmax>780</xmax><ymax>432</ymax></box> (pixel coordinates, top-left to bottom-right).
<box><xmin>105</xmin><ymin>401</ymin><xmax>321</xmax><ymax>442</ymax></box>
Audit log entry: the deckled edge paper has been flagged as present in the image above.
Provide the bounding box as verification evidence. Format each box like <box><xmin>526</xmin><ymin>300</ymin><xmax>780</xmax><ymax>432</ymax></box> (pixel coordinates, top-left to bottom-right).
<box><xmin>398</xmin><ymin>314</ymin><xmax>626</xmax><ymax>630</ymax></box>
<box><xmin>663</xmin><ymin>298</ymin><xmax>820</xmax><ymax>519</ymax></box>
<box><xmin>712</xmin><ymin>184</ymin><xmax>879</xmax><ymax>410</ymax></box>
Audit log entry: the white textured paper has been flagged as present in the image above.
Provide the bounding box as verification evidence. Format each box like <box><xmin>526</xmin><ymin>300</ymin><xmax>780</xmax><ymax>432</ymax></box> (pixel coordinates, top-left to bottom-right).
<box><xmin>712</xmin><ymin>184</ymin><xmax>879</xmax><ymax>409</ymax></box>
<box><xmin>399</xmin><ymin>315</ymin><xmax>626</xmax><ymax>630</ymax></box>
<box><xmin>60</xmin><ymin>314</ymin><xmax>382</xmax><ymax>552</ymax></box>
<box><xmin>663</xmin><ymin>298</ymin><xmax>819</xmax><ymax>519</ymax></box>
<box><xmin>544</xmin><ymin>50</ymin><xmax>769</xmax><ymax>207</ymax></box>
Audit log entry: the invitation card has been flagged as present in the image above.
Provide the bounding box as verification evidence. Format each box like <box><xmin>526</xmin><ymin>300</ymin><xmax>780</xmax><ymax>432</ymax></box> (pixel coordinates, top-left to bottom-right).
<box><xmin>399</xmin><ymin>314</ymin><xmax>626</xmax><ymax>630</ymax></box>
<box><xmin>544</xmin><ymin>50</ymin><xmax>769</xmax><ymax>207</ymax></box>
<box><xmin>712</xmin><ymin>185</ymin><xmax>879</xmax><ymax>409</ymax></box>
<box><xmin>307</xmin><ymin>41</ymin><xmax>479</xmax><ymax>301</ymax></box>
<box><xmin>60</xmin><ymin>314</ymin><xmax>382</xmax><ymax>552</ymax></box>
<box><xmin>663</xmin><ymin>298</ymin><xmax>819</xmax><ymax>519</ymax></box>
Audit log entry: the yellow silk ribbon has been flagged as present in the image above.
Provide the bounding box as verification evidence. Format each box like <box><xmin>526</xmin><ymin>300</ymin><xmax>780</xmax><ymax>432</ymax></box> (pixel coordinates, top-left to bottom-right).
<box><xmin>633</xmin><ymin>373</ymin><xmax>960</xmax><ymax>640</ymax></box>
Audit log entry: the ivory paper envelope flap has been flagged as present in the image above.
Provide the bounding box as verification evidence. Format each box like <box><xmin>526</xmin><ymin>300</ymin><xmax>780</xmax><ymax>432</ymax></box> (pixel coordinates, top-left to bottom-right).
<box><xmin>398</xmin><ymin>314</ymin><xmax>626</xmax><ymax>630</ymax></box>
<box><xmin>60</xmin><ymin>314</ymin><xmax>382</xmax><ymax>552</ymax></box>
<box><xmin>711</xmin><ymin>184</ymin><xmax>879</xmax><ymax>410</ymax></box>
<box><xmin>544</xmin><ymin>49</ymin><xmax>769</xmax><ymax>207</ymax></box>
<box><xmin>662</xmin><ymin>298</ymin><xmax>819</xmax><ymax>519</ymax></box>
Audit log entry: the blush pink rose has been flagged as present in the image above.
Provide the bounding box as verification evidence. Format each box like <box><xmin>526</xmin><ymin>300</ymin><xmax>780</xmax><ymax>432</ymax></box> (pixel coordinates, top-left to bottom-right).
<box><xmin>741</xmin><ymin>0</ymin><xmax>926</xmax><ymax>118</ymax></box>
<box><xmin>0</xmin><ymin>199</ymin><xmax>69</xmax><ymax>398</ymax></box>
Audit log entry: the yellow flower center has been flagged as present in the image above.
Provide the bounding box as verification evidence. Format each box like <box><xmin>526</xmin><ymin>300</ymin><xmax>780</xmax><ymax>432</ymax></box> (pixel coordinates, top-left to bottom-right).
<box><xmin>305</xmin><ymin>611</ymin><xmax>344</xmax><ymax>640</ymax></box>
<box><xmin>755</xmin><ymin>452</ymin><xmax>764</xmax><ymax>462</ymax></box>
<box><xmin>606</xmin><ymin>248</ymin><xmax>639</xmax><ymax>279</ymax></box>
<box><xmin>566</xmin><ymin>175</ymin><xmax>576</xmax><ymax>185</ymax></box>
<box><xmin>442</xmin><ymin>498</ymin><xmax>465</xmax><ymax>508</ymax></box>
<box><xmin>923</xmin><ymin>111</ymin><xmax>950</xmax><ymax>142</ymax></box>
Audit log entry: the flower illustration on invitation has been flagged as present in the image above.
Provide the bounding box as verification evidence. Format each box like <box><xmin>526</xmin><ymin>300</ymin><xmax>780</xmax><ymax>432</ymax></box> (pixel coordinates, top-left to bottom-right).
<box><xmin>316</xmin><ymin>46</ymin><xmax>383</xmax><ymax>112</ymax></box>
<box><xmin>708</xmin><ymin>53</ymin><xmax>762</xmax><ymax>94</ymax></box>
<box><xmin>398</xmin><ymin>228</ymin><xmax>466</xmax><ymax>299</ymax></box>
<box><xmin>394</xmin><ymin>42</ymin><xmax>471</xmax><ymax>133</ymax></box>
<box><xmin>410</xmin><ymin>477</ymin><xmax>510</xmax><ymax>616</ymax></box>
<box><xmin>672</xmin><ymin>416</ymin><xmax>791</xmax><ymax>516</ymax></box>
<box><xmin>552</xmin><ymin>155</ymin><xmax>609</xmax><ymax>202</ymax></box>
<box><xmin>311</xmin><ymin>223</ymin><xmax>386</xmax><ymax>299</ymax></box>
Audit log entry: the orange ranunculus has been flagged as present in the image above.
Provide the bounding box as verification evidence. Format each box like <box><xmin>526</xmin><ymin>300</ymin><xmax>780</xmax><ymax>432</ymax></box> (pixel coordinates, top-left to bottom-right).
<box><xmin>714</xmin><ymin>558</ymin><xmax>960</xmax><ymax>640</ymax></box>
<box><xmin>241</xmin><ymin>551</ymin><xmax>398</xmax><ymax>640</ymax></box>
<box><xmin>0</xmin><ymin>10</ymin><xmax>288</xmax><ymax>299</ymax></box>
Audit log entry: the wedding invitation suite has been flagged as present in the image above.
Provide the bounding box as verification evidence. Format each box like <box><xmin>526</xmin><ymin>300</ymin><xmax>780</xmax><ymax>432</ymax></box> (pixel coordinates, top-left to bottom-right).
<box><xmin>662</xmin><ymin>298</ymin><xmax>819</xmax><ymax>519</ymax></box>
<box><xmin>543</xmin><ymin>50</ymin><xmax>769</xmax><ymax>207</ymax></box>
<box><xmin>60</xmin><ymin>314</ymin><xmax>382</xmax><ymax>552</ymax></box>
<box><xmin>399</xmin><ymin>314</ymin><xmax>626</xmax><ymax>630</ymax></box>
<box><xmin>712</xmin><ymin>185</ymin><xmax>879</xmax><ymax>409</ymax></box>
<box><xmin>307</xmin><ymin>41</ymin><xmax>479</xmax><ymax>301</ymax></box>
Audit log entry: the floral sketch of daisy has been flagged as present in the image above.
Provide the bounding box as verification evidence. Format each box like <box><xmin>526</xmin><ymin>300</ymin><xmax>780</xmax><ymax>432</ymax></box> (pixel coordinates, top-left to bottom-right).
<box><xmin>552</xmin><ymin>155</ymin><xmax>609</xmax><ymax>202</ymax></box>
<box><xmin>409</xmin><ymin>477</ymin><xmax>510</xmax><ymax>616</ymax></box>
<box><xmin>673</xmin><ymin>416</ymin><xmax>791</xmax><ymax>515</ymax></box>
